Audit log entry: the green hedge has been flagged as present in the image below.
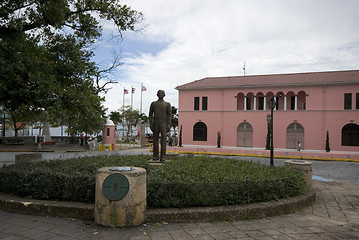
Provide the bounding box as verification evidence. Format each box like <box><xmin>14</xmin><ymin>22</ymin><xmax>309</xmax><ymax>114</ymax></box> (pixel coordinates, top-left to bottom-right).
<box><xmin>0</xmin><ymin>155</ymin><xmax>149</xmax><ymax>202</ymax></box>
<box><xmin>0</xmin><ymin>155</ymin><xmax>307</xmax><ymax>207</ymax></box>
<box><xmin>147</xmin><ymin>156</ymin><xmax>306</xmax><ymax>207</ymax></box>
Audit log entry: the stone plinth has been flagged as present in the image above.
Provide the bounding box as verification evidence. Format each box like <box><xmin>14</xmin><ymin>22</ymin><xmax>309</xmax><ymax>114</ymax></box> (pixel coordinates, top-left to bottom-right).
<box><xmin>285</xmin><ymin>160</ymin><xmax>312</xmax><ymax>187</ymax></box>
<box><xmin>15</xmin><ymin>154</ymin><xmax>42</xmax><ymax>164</ymax></box>
<box><xmin>95</xmin><ymin>167</ymin><xmax>146</xmax><ymax>227</ymax></box>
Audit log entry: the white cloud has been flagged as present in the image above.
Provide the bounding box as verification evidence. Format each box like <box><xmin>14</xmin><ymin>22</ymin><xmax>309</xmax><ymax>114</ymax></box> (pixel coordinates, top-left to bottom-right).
<box><xmin>98</xmin><ymin>0</ymin><xmax>359</xmax><ymax>116</ymax></box>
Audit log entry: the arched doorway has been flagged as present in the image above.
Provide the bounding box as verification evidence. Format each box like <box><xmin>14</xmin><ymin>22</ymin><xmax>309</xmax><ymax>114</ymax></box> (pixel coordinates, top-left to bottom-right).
<box><xmin>193</xmin><ymin>122</ymin><xmax>207</xmax><ymax>141</ymax></box>
<box><xmin>237</xmin><ymin>122</ymin><xmax>253</xmax><ymax>147</ymax></box>
<box><xmin>342</xmin><ymin>123</ymin><xmax>359</xmax><ymax>146</ymax></box>
<box><xmin>286</xmin><ymin>122</ymin><xmax>304</xmax><ymax>149</ymax></box>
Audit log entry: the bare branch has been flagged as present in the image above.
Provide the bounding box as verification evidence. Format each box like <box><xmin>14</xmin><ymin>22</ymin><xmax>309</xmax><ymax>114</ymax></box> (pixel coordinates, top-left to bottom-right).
<box><xmin>94</xmin><ymin>51</ymin><xmax>124</xmax><ymax>93</ymax></box>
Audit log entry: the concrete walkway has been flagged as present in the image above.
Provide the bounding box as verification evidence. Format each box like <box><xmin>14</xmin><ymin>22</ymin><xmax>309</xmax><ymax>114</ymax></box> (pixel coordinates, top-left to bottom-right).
<box><xmin>0</xmin><ymin>181</ymin><xmax>358</xmax><ymax>240</ymax></box>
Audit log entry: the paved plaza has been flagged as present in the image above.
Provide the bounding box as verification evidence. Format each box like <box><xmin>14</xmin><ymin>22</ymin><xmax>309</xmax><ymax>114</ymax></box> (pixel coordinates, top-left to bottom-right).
<box><xmin>0</xmin><ymin>145</ymin><xmax>358</xmax><ymax>239</ymax></box>
<box><xmin>0</xmin><ymin>181</ymin><xmax>357</xmax><ymax>239</ymax></box>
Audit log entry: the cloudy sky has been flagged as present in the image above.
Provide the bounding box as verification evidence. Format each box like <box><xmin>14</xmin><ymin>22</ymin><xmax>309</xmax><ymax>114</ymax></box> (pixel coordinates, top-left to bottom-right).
<box><xmin>92</xmin><ymin>0</ymin><xmax>359</xmax><ymax>116</ymax></box>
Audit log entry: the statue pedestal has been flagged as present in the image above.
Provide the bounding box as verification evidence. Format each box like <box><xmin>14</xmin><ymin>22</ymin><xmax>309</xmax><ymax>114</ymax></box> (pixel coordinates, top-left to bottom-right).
<box><xmin>94</xmin><ymin>167</ymin><xmax>146</xmax><ymax>227</ymax></box>
<box><xmin>285</xmin><ymin>160</ymin><xmax>312</xmax><ymax>187</ymax></box>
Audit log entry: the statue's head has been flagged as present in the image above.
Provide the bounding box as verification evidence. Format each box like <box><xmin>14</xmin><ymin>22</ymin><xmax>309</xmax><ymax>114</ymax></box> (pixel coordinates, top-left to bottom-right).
<box><xmin>157</xmin><ymin>90</ymin><xmax>165</xmax><ymax>98</ymax></box>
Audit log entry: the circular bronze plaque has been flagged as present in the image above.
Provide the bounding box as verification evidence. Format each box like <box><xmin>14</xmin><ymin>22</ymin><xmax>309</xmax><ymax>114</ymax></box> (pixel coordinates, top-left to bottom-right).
<box><xmin>102</xmin><ymin>173</ymin><xmax>130</xmax><ymax>201</ymax></box>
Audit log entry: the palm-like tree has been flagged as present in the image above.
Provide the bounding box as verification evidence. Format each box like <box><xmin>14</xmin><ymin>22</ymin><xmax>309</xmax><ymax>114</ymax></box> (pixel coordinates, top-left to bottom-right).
<box><xmin>171</xmin><ymin>106</ymin><xmax>178</xmax><ymax>144</ymax></box>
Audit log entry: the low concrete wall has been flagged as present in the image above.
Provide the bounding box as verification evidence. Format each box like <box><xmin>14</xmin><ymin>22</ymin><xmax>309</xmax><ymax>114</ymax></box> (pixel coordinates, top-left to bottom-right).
<box><xmin>15</xmin><ymin>154</ymin><xmax>42</xmax><ymax>164</ymax></box>
<box><xmin>0</xmin><ymin>189</ymin><xmax>316</xmax><ymax>222</ymax></box>
<box><xmin>1</xmin><ymin>136</ymin><xmax>81</xmax><ymax>144</ymax></box>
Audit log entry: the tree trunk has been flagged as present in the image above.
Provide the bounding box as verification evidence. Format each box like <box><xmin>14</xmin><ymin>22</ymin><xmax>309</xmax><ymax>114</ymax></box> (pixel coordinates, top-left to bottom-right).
<box><xmin>42</xmin><ymin>119</ymin><xmax>52</xmax><ymax>142</ymax></box>
<box><xmin>13</xmin><ymin>120</ymin><xmax>18</xmax><ymax>137</ymax></box>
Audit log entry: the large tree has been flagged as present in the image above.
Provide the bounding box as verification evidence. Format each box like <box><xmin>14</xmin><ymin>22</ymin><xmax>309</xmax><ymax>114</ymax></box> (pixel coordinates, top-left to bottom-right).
<box><xmin>0</xmin><ymin>0</ymin><xmax>142</xmax><ymax>136</ymax></box>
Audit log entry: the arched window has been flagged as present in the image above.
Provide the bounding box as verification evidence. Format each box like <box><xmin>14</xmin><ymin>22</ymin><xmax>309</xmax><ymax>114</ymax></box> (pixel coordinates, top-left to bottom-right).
<box><xmin>237</xmin><ymin>122</ymin><xmax>253</xmax><ymax>147</ymax></box>
<box><xmin>297</xmin><ymin>91</ymin><xmax>307</xmax><ymax>110</ymax></box>
<box><xmin>276</xmin><ymin>91</ymin><xmax>285</xmax><ymax>110</ymax></box>
<box><xmin>342</xmin><ymin>123</ymin><xmax>359</xmax><ymax>146</ymax></box>
<box><xmin>246</xmin><ymin>93</ymin><xmax>254</xmax><ymax>110</ymax></box>
<box><xmin>286</xmin><ymin>122</ymin><xmax>304</xmax><ymax>149</ymax></box>
<box><xmin>256</xmin><ymin>92</ymin><xmax>265</xmax><ymax>110</ymax></box>
<box><xmin>286</xmin><ymin>91</ymin><xmax>296</xmax><ymax>110</ymax></box>
<box><xmin>193</xmin><ymin>122</ymin><xmax>207</xmax><ymax>141</ymax></box>
<box><xmin>237</xmin><ymin>93</ymin><xmax>245</xmax><ymax>110</ymax></box>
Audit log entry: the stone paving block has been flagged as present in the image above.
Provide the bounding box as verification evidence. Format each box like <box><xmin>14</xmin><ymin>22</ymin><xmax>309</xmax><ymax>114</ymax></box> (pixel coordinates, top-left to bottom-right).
<box><xmin>162</xmin><ymin>223</ymin><xmax>184</xmax><ymax>231</ymax></box>
<box><xmin>148</xmin><ymin>231</ymin><xmax>173</xmax><ymax>240</ymax></box>
<box><xmin>167</xmin><ymin>230</ymin><xmax>193</xmax><ymax>240</ymax></box>
<box><xmin>302</xmin><ymin>233</ymin><xmax>326</xmax><ymax>240</ymax></box>
<box><xmin>249</xmin><ymin>236</ymin><xmax>273</xmax><ymax>240</ymax></box>
<box><xmin>46</xmin><ymin>235</ymin><xmax>76</xmax><ymax>240</ymax></box>
<box><xmin>0</xmin><ymin>223</ymin><xmax>26</xmax><ymax>235</ymax></box>
<box><xmin>251</xmin><ymin>222</ymin><xmax>282</xmax><ymax>230</ymax></box>
<box><xmin>332</xmin><ymin>230</ymin><xmax>359</xmax><ymax>239</ymax></box>
<box><xmin>259</xmin><ymin>229</ymin><xmax>282</xmax><ymax>236</ymax></box>
<box><xmin>226</xmin><ymin>230</ymin><xmax>249</xmax><ymax>238</ymax></box>
<box><xmin>234</xmin><ymin>223</ymin><xmax>255</xmax><ymax>231</ymax></box>
<box><xmin>0</xmin><ymin>232</ymin><xmax>10</xmax><ymax>238</ymax></box>
<box><xmin>318</xmin><ymin>232</ymin><xmax>343</xmax><ymax>240</ymax></box>
<box><xmin>278</xmin><ymin>228</ymin><xmax>298</xmax><ymax>234</ymax></box>
<box><xmin>243</xmin><ymin>230</ymin><xmax>268</xmax><ymax>238</ymax></box>
<box><xmin>287</xmin><ymin>234</ymin><xmax>312</xmax><ymax>240</ymax></box>
<box><xmin>184</xmin><ymin>227</ymin><xmax>207</xmax><ymax>236</ymax></box>
<box><xmin>128</xmin><ymin>234</ymin><xmax>151</xmax><ymax>240</ymax></box>
<box><xmin>209</xmin><ymin>232</ymin><xmax>235</xmax><ymax>240</ymax></box>
<box><xmin>16</xmin><ymin>228</ymin><xmax>52</xmax><ymax>239</ymax></box>
<box><xmin>189</xmin><ymin>234</ymin><xmax>215</xmax><ymax>240</ymax></box>
<box><xmin>200</xmin><ymin>225</ymin><xmax>222</xmax><ymax>234</ymax></box>
<box><xmin>271</xmin><ymin>235</ymin><xmax>294</xmax><ymax>240</ymax></box>
<box><xmin>274</xmin><ymin>221</ymin><xmax>298</xmax><ymax>228</ymax></box>
<box><xmin>304</xmin><ymin>226</ymin><xmax>327</xmax><ymax>233</ymax></box>
<box><xmin>1</xmin><ymin>236</ymin><xmax>29</xmax><ymax>240</ymax></box>
<box><xmin>48</xmin><ymin>225</ymin><xmax>88</xmax><ymax>238</ymax></box>
<box><xmin>213</xmin><ymin>221</ymin><xmax>238</xmax><ymax>232</ymax></box>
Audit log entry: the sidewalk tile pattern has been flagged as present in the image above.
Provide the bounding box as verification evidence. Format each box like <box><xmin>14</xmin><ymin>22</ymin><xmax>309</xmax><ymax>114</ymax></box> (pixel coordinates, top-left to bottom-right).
<box><xmin>0</xmin><ymin>181</ymin><xmax>358</xmax><ymax>239</ymax></box>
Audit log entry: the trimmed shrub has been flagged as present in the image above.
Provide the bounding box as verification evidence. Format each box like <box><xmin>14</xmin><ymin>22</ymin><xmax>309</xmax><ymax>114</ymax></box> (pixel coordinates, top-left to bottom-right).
<box><xmin>0</xmin><ymin>155</ymin><xmax>150</xmax><ymax>202</ymax></box>
<box><xmin>326</xmin><ymin>131</ymin><xmax>330</xmax><ymax>152</ymax></box>
<box><xmin>147</xmin><ymin>156</ymin><xmax>307</xmax><ymax>208</ymax></box>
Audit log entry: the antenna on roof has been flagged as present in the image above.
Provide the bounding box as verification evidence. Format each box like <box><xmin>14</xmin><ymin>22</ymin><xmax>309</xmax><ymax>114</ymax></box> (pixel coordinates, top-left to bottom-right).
<box><xmin>243</xmin><ymin>62</ymin><xmax>246</xmax><ymax>76</ymax></box>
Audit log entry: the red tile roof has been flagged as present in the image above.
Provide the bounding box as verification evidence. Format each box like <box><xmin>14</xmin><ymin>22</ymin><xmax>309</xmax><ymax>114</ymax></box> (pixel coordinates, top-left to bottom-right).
<box><xmin>176</xmin><ymin>70</ymin><xmax>359</xmax><ymax>90</ymax></box>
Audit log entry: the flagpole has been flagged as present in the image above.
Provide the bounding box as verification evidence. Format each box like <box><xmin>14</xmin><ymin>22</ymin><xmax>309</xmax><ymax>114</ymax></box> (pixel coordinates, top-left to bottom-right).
<box><xmin>131</xmin><ymin>85</ymin><xmax>133</xmax><ymax>110</ymax></box>
<box><xmin>123</xmin><ymin>88</ymin><xmax>125</xmax><ymax>108</ymax></box>
<box><xmin>122</xmin><ymin>88</ymin><xmax>126</xmax><ymax>140</ymax></box>
<box><xmin>140</xmin><ymin>83</ymin><xmax>143</xmax><ymax>114</ymax></box>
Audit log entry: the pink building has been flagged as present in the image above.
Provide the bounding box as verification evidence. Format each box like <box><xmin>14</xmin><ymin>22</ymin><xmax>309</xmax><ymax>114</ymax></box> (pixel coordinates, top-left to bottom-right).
<box><xmin>102</xmin><ymin>119</ymin><xmax>115</xmax><ymax>145</ymax></box>
<box><xmin>176</xmin><ymin>70</ymin><xmax>359</xmax><ymax>152</ymax></box>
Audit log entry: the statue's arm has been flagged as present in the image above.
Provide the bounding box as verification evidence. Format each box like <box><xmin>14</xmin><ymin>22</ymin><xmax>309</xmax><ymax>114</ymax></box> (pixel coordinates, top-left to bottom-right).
<box><xmin>149</xmin><ymin>103</ymin><xmax>154</xmax><ymax>130</ymax></box>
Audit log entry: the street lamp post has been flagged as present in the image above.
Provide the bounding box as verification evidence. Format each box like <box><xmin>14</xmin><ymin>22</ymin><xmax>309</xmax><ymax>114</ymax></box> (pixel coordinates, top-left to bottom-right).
<box><xmin>268</xmin><ymin>97</ymin><xmax>276</xmax><ymax>167</ymax></box>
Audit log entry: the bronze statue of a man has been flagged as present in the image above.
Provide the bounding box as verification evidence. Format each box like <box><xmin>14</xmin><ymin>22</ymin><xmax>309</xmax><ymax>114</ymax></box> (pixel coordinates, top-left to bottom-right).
<box><xmin>149</xmin><ymin>90</ymin><xmax>172</xmax><ymax>162</ymax></box>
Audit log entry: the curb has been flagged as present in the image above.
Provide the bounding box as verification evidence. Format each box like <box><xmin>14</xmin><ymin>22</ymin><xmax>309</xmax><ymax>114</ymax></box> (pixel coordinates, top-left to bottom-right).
<box><xmin>167</xmin><ymin>150</ymin><xmax>359</xmax><ymax>162</ymax></box>
<box><xmin>0</xmin><ymin>190</ymin><xmax>316</xmax><ymax>222</ymax></box>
